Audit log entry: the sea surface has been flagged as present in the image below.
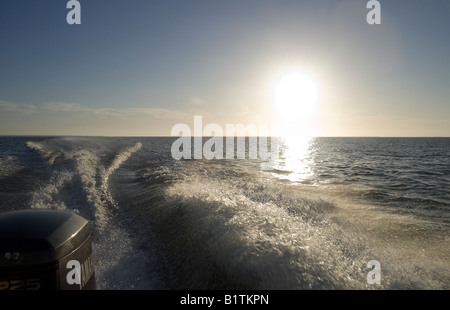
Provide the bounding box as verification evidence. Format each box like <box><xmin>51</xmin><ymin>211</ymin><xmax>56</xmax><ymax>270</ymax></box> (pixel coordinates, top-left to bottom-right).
<box><xmin>0</xmin><ymin>136</ymin><xmax>449</xmax><ymax>289</ymax></box>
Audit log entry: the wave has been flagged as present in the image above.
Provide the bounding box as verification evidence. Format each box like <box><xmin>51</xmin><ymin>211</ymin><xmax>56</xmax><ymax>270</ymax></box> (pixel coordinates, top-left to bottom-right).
<box><xmin>26</xmin><ymin>140</ymin><xmax>142</xmax><ymax>220</ymax></box>
<box><xmin>26</xmin><ymin>140</ymin><xmax>63</xmax><ymax>166</ymax></box>
<box><xmin>25</xmin><ymin>138</ymin><xmax>153</xmax><ymax>289</ymax></box>
<box><xmin>110</xmin><ymin>160</ymin><xmax>376</xmax><ymax>289</ymax></box>
<box><xmin>11</xmin><ymin>137</ymin><xmax>450</xmax><ymax>290</ymax></box>
<box><xmin>104</xmin><ymin>142</ymin><xmax>142</xmax><ymax>180</ymax></box>
<box><xmin>0</xmin><ymin>155</ymin><xmax>21</xmax><ymax>177</ymax></box>
<box><xmin>111</xmin><ymin>156</ymin><xmax>450</xmax><ymax>289</ymax></box>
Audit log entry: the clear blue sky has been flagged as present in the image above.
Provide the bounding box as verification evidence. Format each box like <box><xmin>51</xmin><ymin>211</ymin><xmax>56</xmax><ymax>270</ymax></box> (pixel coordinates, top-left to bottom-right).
<box><xmin>1</xmin><ymin>0</ymin><xmax>449</xmax><ymax>136</ymax></box>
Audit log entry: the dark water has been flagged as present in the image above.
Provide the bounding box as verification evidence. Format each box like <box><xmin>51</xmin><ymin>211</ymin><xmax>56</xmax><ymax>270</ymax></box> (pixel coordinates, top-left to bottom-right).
<box><xmin>0</xmin><ymin>136</ymin><xmax>449</xmax><ymax>289</ymax></box>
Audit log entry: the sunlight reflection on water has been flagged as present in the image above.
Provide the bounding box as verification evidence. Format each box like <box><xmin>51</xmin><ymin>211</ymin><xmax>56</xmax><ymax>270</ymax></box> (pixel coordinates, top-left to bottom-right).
<box><xmin>264</xmin><ymin>136</ymin><xmax>315</xmax><ymax>183</ymax></box>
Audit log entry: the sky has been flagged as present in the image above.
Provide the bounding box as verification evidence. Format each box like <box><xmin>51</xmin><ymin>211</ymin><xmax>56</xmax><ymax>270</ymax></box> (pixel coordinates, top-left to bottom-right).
<box><xmin>0</xmin><ymin>0</ymin><xmax>449</xmax><ymax>137</ymax></box>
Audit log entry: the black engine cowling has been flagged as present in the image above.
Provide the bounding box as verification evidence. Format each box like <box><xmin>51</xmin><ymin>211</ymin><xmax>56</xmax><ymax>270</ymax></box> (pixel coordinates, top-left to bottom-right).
<box><xmin>0</xmin><ymin>209</ymin><xmax>95</xmax><ymax>290</ymax></box>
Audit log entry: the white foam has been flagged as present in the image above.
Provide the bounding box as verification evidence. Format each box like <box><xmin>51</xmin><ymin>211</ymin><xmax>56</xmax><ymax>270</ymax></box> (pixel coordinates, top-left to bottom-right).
<box><xmin>0</xmin><ymin>155</ymin><xmax>21</xmax><ymax>177</ymax></box>
<box><xmin>157</xmin><ymin>164</ymin><xmax>368</xmax><ymax>289</ymax></box>
<box><xmin>27</xmin><ymin>138</ymin><xmax>150</xmax><ymax>289</ymax></box>
<box><xmin>105</xmin><ymin>142</ymin><xmax>143</xmax><ymax>178</ymax></box>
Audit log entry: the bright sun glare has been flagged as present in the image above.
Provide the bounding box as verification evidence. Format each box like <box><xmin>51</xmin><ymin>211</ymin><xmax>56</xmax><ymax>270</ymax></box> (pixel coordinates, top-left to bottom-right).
<box><xmin>272</xmin><ymin>72</ymin><xmax>319</xmax><ymax>135</ymax></box>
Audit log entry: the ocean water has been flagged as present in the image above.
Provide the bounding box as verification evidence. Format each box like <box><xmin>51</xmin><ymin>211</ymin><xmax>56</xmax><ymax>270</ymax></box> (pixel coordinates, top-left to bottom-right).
<box><xmin>0</xmin><ymin>136</ymin><xmax>449</xmax><ymax>289</ymax></box>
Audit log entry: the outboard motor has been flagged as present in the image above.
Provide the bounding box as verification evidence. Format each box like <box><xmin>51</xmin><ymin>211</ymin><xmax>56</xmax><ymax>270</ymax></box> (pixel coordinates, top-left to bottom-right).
<box><xmin>0</xmin><ymin>209</ymin><xmax>95</xmax><ymax>290</ymax></box>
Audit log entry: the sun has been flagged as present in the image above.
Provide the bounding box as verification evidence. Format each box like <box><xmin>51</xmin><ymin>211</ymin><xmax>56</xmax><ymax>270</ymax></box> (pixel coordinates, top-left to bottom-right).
<box><xmin>272</xmin><ymin>71</ymin><xmax>319</xmax><ymax>134</ymax></box>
